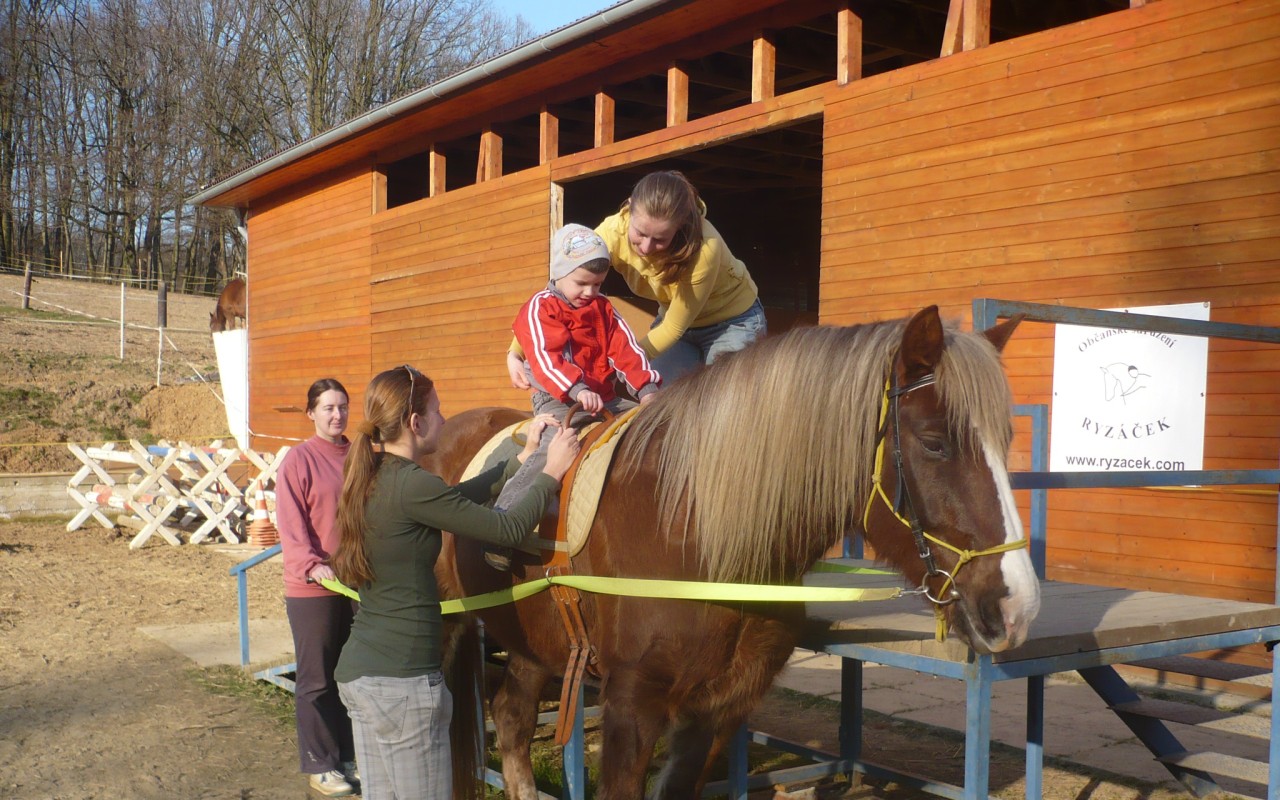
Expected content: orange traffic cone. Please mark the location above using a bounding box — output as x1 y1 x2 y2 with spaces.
247 491 279 547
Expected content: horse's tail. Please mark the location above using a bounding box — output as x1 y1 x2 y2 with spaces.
446 617 485 800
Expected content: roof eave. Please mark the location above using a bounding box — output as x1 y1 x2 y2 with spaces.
188 0 675 208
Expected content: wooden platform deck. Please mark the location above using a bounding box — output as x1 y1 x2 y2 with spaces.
799 561 1280 665
739 560 1280 799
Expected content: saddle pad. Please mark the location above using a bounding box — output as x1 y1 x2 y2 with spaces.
459 411 639 557
564 408 638 556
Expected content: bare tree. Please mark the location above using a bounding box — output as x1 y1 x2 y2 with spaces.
1 0 530 289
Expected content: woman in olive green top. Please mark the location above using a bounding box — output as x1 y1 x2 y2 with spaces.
332 366 578 800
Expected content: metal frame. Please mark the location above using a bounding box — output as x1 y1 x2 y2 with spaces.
227 543 298 688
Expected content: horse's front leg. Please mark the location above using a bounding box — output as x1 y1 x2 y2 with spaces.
598 666 669 800
492 653 552 800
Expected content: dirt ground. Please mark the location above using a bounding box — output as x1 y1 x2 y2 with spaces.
0 275 1207 799
0 273 230 474
0 519 299 799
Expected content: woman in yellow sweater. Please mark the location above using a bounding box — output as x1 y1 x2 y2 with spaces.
508 170 766 385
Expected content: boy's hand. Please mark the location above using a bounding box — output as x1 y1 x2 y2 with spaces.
639 392 656 405
543 426 581 480
519 414 559 462
507 351 530 390
577 390 604 413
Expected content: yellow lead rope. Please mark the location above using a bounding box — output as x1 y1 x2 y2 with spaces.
320 563 903 613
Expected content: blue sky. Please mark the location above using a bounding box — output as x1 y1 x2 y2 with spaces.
491 0 616 35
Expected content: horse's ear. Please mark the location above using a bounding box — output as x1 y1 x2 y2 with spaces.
982 313 1024 353
900 305 945 380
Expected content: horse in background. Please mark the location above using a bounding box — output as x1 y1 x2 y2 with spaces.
431 305 1040 800
209 277 245 333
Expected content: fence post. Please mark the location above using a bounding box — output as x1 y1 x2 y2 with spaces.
156 280 167 386
21 262 32 310
119 282 126 360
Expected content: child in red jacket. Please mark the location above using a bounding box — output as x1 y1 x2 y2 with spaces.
487 224 660 569
515 223 661 418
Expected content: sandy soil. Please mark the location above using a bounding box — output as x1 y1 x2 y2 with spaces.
0 519 300 799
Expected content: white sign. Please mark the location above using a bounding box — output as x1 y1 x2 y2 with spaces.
1050 302 1209 473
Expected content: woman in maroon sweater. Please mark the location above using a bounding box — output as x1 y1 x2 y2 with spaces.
275 378 358 797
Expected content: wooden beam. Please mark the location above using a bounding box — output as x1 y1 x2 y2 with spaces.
752 31 776 103
667 63 689 127
371 165 387 214
941 0 963 57
594 90 615 148
539 107 559 165
477 127 502 183
836 5 862 85
962 0 991 52
550 183 564 233
554 83 825 182
428 146 445 198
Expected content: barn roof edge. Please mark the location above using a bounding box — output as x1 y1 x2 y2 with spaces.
187 0 673 209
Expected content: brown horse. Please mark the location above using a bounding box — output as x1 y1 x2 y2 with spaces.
429 305 1039 800
209 277 245 333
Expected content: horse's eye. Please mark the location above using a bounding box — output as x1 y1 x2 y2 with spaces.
918 435 949 457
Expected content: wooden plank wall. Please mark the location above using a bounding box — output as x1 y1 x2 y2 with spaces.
245 165 374 443
822 0 1280 606
369 168 552 413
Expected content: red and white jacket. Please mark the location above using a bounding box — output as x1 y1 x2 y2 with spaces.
514 287 660 405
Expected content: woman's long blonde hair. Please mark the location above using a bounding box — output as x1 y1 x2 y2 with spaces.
332 365 434 588
622 170 705 284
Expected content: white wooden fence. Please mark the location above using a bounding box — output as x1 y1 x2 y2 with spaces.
66 440 290 549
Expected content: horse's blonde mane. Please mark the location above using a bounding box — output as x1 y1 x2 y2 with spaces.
622 317 1013 584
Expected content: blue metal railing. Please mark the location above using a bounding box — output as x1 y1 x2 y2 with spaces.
228 542 280 666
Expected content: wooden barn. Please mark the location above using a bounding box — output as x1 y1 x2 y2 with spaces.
192 0 1279 641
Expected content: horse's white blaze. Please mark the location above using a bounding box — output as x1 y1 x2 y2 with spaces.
983 441 1041 650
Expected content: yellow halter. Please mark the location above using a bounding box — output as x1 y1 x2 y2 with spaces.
861 374 1027 641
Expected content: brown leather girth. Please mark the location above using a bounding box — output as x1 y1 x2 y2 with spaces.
545 403 612 746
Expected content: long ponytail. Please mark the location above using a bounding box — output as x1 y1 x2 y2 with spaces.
332 365 434 587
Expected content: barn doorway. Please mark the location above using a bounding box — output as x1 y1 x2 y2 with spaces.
559 119 823 337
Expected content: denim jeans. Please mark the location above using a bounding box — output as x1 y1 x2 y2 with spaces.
338 672 451 800
651 298 767 383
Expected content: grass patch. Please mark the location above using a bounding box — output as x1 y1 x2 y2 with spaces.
0 305 89 324
0 386 59 422
191 665 297 729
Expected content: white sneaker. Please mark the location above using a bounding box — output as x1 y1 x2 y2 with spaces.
308 769 354 797
340 760 360 783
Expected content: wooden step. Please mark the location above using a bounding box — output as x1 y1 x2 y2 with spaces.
1110 698 1268 737
1131 655 1270 682
1116 656 1272 701
1157 751 1270 786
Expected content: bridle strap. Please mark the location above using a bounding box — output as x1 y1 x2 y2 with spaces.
861 373 1029 641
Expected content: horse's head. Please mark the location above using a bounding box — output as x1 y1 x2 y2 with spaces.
208 310 225 333
863 306 1040 654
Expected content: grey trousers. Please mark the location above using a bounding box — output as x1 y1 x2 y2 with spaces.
492 393 636 512
338 672 451 800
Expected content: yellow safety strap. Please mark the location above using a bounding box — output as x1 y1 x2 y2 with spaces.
320 564 904 613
